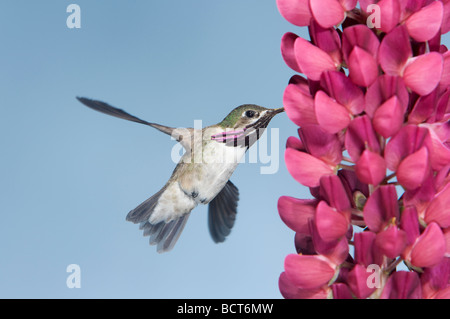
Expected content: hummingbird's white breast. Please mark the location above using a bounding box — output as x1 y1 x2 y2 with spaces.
180 127 246 205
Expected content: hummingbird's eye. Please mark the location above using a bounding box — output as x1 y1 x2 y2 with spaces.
245 110 256 118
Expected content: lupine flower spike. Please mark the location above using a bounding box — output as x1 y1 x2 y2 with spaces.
277 0 450 299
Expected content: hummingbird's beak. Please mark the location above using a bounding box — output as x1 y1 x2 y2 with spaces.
270 107 285 116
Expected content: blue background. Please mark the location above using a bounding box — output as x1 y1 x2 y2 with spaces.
0 0 304 298
2 1 447 299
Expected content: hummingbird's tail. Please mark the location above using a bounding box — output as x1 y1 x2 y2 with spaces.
126 182 196 253
139 214 190 253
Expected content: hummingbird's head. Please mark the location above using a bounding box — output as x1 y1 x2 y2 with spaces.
219 104 284 130
213 104 284 146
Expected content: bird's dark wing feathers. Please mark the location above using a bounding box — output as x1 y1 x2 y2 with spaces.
208 180 239 243
76 96 183 141
77 97 154 126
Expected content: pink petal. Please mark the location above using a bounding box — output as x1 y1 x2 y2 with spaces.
365 75 409 118
339 0 357 11
309 21 342 65
309 0 345 28
298 124 343 166
435 89 450 121
284 254 336 289
401 0 428 14
442 0 450 34
347 264 377 299
420 258 450 297
403 52 444 96
354 231 377 266
384 125 431 171
283 81 318 127
378 25 412 76
345 115 380 162
410 222 446 268
440 51 450 87
294 35 337 81
421 124 450 171
320 236 349 265
373 95 405 138
331 283 353 299
408 90 438 124
315 201 349 242
319 175 352 212
295 233 315 255
363 185 399 232
397 147 430 191
355 150 387 186
406 1 444 42
403 175 436 217
286 136 304 151
285 148 334 187
342 25 380 63
445 228 450 257
425 183 450 228
314 90 351 133
348 46 379 87
400 205 420 245
281 32 302 73
359 0 377 11
279 272 329 299
278 196 317 234
310 220 349 263
377 0 401 33
381 271 422 299
436 288 450 299
276 0 312 26
320 71 365 114
375 225 407 259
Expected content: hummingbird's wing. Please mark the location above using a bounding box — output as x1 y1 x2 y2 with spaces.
208 180 240 243
76 97 193 151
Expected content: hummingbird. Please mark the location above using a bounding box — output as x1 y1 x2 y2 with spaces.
77 97 284 253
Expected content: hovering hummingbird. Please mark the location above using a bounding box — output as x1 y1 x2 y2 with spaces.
77 97 284 253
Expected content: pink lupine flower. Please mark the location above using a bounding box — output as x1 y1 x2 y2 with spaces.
279 271 330 299
347 264 378 299
375 224 407 259
331 282 353 299
294 37 340 81
424 183 450 228
407 222 446 268
405 1 444 42
378 25 444 95
277 0 450 299
315 200 350 242
284 254 337 289
363 185 399 232
380 271 422 299
420 258 450 298
278 196 317 235
355 149 386 186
